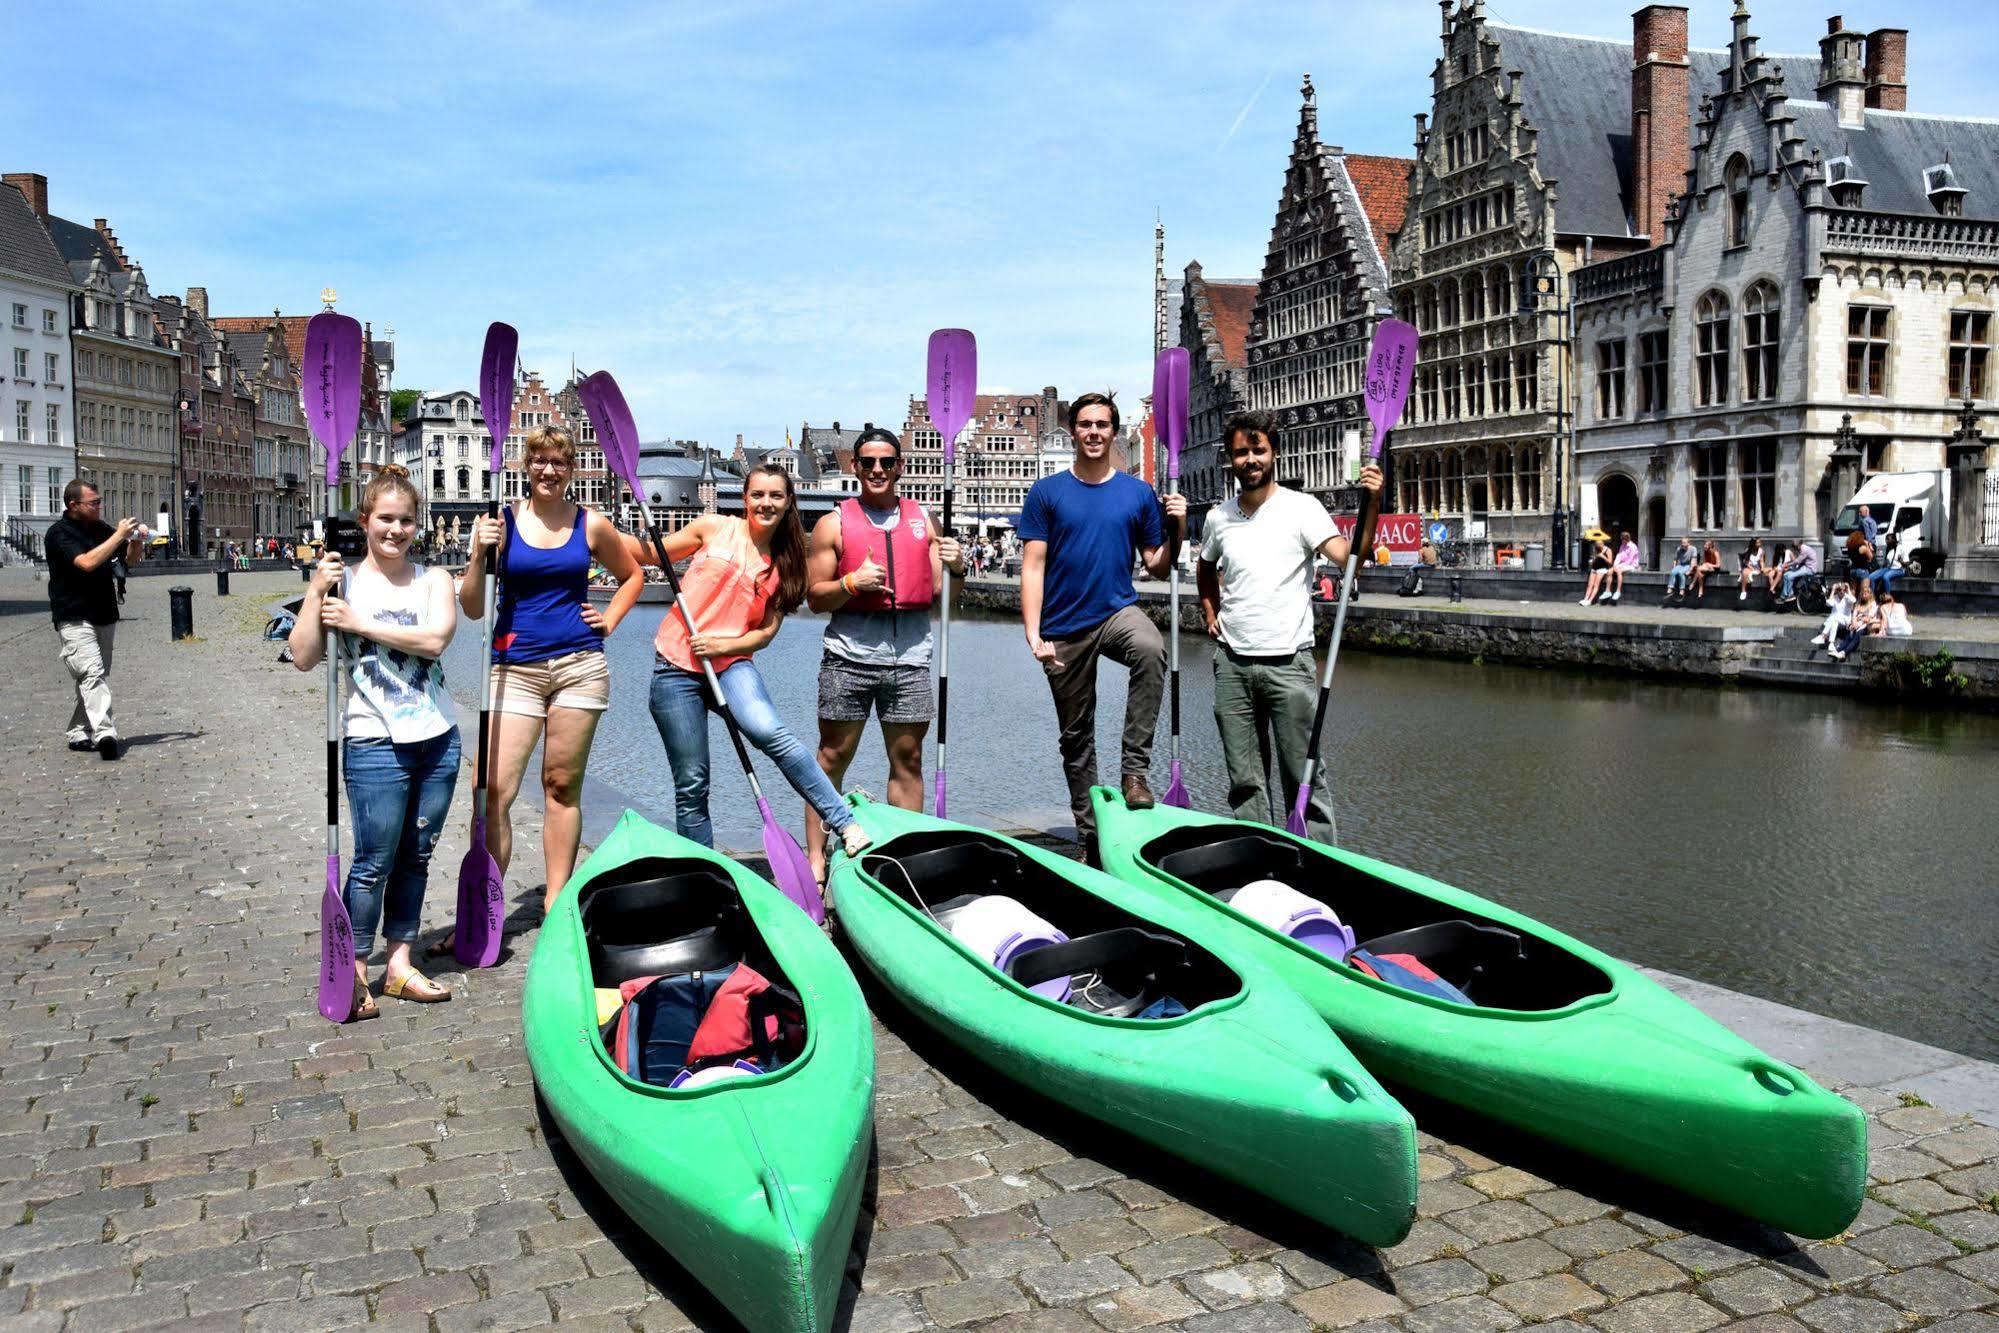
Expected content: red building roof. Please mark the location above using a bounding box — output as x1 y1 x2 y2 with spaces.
1203 281 1258 371
1344 154 1413 259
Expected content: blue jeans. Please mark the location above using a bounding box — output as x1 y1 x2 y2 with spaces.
649 657 854 847
342 730 461 958
1666 566 1692 592
1780 567 1812 599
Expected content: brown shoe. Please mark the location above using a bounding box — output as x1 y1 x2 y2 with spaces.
1121 775 1156 810
383 968 452 1004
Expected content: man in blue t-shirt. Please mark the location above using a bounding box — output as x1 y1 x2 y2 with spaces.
1019 392 1185 850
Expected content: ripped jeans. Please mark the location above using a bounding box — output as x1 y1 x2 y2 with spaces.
342 730 461 958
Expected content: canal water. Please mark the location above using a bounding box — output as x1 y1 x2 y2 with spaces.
445 603 1999 1063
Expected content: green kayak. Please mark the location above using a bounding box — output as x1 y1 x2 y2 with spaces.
829 795 1417 1246
1089 788 1866 1239
523 810 873 1333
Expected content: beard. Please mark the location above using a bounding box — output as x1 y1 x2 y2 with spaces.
1233 462 1269 489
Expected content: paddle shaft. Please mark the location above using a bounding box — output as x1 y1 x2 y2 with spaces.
642 518 767 801
472 499 498 830
935 474 953 814
1296 444 1387 800
325 572 341 860
1166 473 1181 763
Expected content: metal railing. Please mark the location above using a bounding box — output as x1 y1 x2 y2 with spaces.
1984 471 1999 545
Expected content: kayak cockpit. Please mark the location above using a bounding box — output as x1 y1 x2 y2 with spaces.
855 831 1242 1019
578 857 809 1089
1140 827 1611 1012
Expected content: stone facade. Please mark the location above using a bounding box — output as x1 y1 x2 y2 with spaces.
1247 79 1410 506
0 173 78 543
218 318 310 538
1176 262 1256 525
398 389 489 532
154 290 257 551
1572 7 1999 574
902 389 1066 534
68 256 175 533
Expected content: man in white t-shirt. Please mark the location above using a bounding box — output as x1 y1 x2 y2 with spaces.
1197 411 1382 844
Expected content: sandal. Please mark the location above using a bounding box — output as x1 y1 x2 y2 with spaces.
424 934 456 958
383 968 453 1004
350 978 381 1023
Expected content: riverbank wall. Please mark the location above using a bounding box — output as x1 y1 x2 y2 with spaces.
957 576 1999 707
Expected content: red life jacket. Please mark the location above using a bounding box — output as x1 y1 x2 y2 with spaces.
836 498 935 613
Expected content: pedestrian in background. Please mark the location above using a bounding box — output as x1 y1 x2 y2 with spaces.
1664 536 1696 604
1197 410 1380 844
1738 537 1766 601
287 466 460 1018
45 480 145 760
1019 391 1186 853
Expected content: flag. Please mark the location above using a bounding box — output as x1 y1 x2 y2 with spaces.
785 427 794 449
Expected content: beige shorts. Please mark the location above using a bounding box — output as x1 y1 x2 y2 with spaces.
490 650 611 717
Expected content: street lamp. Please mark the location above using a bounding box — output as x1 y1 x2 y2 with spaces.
1521 249 1572 570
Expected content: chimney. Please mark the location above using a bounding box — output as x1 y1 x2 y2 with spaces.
1865 27 1907 110
1819 16 1868 127
186 286 209 318
1631 6 1691 248
1 172 48 219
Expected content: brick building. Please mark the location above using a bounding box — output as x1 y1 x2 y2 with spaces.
901 390 1067 535
0 174 77 550
1572 6 1999 576
1175 263 1257 524
1245 79 1412 510
154 289 257 552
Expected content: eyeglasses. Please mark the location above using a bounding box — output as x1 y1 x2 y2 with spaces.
855 457 901 473
527 458 571 472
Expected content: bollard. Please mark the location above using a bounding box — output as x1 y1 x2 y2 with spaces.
215 567 230 597
300 563 311 583
169 586 195 641
1448 572 1464 603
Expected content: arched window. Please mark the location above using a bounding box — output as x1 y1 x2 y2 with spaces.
1742 281 1780 401
1421 452 1441 514
1516 444 1543 511
1726 154 1750 248
1491 445 1514 512
1695 291 1731 406
1420 285 1439 331
1443 450 1463 512
456 466 470 495
1488 265 1510 316
1464 273 1484 322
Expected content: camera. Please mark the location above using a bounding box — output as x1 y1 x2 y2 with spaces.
326 512 369 560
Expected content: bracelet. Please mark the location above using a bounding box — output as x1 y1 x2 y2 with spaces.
841 572 857 595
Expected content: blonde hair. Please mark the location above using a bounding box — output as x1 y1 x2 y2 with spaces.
360 463 421 517
524 425 577 469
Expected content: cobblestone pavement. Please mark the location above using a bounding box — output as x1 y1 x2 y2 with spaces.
1 571 1996 1331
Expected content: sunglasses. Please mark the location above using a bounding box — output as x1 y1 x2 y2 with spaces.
856 456 901 473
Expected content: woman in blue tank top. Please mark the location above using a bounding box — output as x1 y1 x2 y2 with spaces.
453 426 644 941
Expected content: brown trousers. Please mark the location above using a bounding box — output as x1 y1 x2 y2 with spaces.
1042 604 1165 837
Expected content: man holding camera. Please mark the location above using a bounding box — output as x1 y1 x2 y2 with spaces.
46 480 147 760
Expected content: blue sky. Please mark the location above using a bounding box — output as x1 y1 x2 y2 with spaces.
14 2 1990 445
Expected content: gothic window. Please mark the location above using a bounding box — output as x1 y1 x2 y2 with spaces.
1442 450 1462 512
1421 452 1441 513
1695 292 1731 405
1741 282 1780 402
1514 349 1538 410
1441 363 1461 418
1490 354 1512 413
1466 359 1485 416
1442 283 1459 328
1637 330 1670 413
1595 339 1628 419
1516 444 1542 511
1464 274 1484 322
1487 265 1509 315
1420 285 1439 331
1418 367 1438 422
1491 445 1514 511
1949 310 1991 400
1398 454 1421 511
1737 438 1776 529
1726 154 1750 248
1846 304 1890 396
1693 443 1729 528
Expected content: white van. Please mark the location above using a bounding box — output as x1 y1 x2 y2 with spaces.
1828 470 1949 578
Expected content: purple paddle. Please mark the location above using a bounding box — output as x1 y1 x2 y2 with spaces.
1288 318 1418 839
455 321 517 968
578 371 825 923
303 311 364 1023
1153 347 1192 809
926 329 976 818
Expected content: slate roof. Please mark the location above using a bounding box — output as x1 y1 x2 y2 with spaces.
1790 103 1999 219
1345 154 1413 258
1488 23 1810 239
44 215 120 271
214 315 308 373
0 183 73 289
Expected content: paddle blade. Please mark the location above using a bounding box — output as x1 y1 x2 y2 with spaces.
1362 318 1419 454
1162 760 1190 809
480 322 519 475
1152 347 1190 481
926 329 977 469
1285 789 1311 839
454 822 505 968
318 855 355 1023
303 312 364 483
758 798 825 925
577 370 643 497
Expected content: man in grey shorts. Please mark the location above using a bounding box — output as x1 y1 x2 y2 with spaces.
803 426 964 880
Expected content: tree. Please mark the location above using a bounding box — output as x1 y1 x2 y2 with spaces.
390 388 422 421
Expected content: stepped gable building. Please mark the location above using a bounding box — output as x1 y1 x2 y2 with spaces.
0 173 78 550
214 310 389 519
901 389 1066 534
1245 78 1411 507
154 289 257 551
1573 7 1999 576
503 370 609 510
1383 2 1808 552
218 316 311 537
798 421 862 496
1176 263 1257 524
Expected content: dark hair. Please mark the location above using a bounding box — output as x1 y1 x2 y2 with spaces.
1222 410 1279 451
63 479 99 508
742 463 809 613
853 424 902 460
1067 391 1120 433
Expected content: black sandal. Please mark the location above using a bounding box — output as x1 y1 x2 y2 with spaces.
424 935 456 958
350 978 381 1022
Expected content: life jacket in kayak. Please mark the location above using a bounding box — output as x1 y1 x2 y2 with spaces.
607 962 806 1085
1223 879 1356 958
1347 950 1475 1006
836 498 934 613
609 965 737 1084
